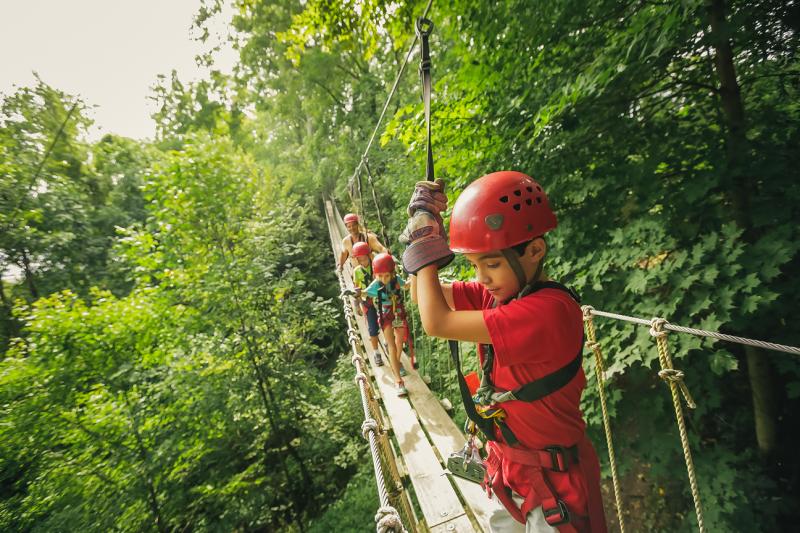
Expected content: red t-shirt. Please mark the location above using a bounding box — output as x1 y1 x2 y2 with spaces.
451 280 589 514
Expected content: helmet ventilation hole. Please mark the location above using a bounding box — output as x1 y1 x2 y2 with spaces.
536 197 542 204
513 189 521 196
499 195 509 203
525 198 532 206
513 204 521 211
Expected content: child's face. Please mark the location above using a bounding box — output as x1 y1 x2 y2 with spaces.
345 221 359 234
356 255 370 267
376 272 392 285
464 251 521 302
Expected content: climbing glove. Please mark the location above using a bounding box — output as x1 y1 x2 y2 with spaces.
399 179 454 274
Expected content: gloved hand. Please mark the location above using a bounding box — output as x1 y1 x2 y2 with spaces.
408 178 448 217
399 179 454 274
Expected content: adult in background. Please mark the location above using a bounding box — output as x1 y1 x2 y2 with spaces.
338 213 387 270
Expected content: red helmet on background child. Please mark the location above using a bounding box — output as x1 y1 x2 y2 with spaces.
352 241 371 257
343 213 359 225
372 253 396 274
449 171 557 253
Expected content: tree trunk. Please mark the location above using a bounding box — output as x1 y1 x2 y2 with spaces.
707 0 777 457
746 345 777 457
125 395 167 533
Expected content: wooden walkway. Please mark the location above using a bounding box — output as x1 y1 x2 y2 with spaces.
324 199 493 532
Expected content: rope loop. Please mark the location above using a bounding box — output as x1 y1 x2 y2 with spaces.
351 353 365 367
415 17 434 37
375 505 406 533
649 317 669 338
361 418 379 440
354 372 369 386
581 305 595 321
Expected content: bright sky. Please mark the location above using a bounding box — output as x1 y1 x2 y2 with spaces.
0 0 237 141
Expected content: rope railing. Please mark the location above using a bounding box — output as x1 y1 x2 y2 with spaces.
336 269 410 533
585 307 800 356
580 304 799 533
326 196 415 532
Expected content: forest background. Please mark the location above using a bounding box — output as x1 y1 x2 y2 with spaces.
1 0 799 531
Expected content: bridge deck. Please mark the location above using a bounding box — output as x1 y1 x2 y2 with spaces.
325 199 493 532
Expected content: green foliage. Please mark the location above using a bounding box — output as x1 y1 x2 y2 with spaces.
1 133 363 531
245 0 800 530
3 0 799 531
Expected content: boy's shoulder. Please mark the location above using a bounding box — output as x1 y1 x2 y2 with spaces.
499 287 582 329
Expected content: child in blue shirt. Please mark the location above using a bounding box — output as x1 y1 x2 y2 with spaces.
365 253 412 397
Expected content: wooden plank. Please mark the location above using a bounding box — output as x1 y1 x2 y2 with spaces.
429 514 480 533
406 375 494 532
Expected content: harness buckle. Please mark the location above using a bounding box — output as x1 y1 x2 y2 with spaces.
545 446 571 472
542 499 571 526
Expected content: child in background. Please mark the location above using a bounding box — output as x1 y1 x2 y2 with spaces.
365 253 411 397
402 173 606 532
351 241 383 367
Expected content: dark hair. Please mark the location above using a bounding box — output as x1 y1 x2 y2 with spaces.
509 236 545 257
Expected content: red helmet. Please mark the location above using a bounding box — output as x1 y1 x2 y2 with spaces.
372 253 396 274
352 241 370 257
449 171 557 253
343 213 359 225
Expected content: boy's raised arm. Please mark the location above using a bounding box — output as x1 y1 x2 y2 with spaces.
415 265 490 344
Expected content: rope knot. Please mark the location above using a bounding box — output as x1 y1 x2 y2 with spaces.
658 369 697 409
375 505 406 533
585 340 600 352
581 305 595 321
354 372 368 386
361 418 379 440
649 317 669 338
351 353 365 367
658 368 684 382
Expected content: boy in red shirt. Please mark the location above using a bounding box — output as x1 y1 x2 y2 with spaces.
402 171 606 532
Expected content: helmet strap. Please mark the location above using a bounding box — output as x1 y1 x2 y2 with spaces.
500 247 545 302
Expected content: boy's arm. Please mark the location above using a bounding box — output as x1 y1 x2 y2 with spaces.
409 275 455 309
416 265 490 344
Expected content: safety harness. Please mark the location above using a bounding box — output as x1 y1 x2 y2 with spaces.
449 280 585 529
348 232 368 248
376 278 407 328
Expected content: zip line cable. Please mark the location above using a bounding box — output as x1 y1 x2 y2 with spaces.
348 0 434 190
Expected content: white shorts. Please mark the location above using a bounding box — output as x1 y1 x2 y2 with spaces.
487 492 558 533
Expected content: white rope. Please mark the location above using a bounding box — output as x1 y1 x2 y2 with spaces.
587 308 799 356
362 418 379 440
375 506 407 533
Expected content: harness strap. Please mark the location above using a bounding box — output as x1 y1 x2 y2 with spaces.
416 17 434 183
486 442 577 531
